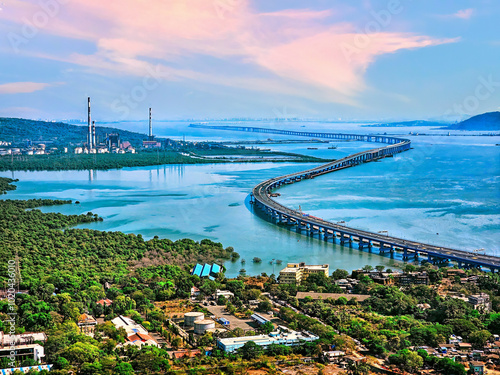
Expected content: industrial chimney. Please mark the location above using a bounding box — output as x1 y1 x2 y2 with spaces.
92 121 96 149
149 107 153 140
88 97 92 149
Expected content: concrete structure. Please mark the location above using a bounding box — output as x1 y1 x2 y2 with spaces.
217 326 318 353
279 262 329 285
184 312 204 327
188 125 500 273
194 319 216 334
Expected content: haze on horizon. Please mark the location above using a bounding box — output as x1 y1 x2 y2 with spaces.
0 0 499 123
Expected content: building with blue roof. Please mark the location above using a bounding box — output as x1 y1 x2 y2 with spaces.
191 263 222 278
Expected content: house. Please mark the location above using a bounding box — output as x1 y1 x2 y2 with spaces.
448 269 466 278
323 351 345 363
458 343 472 352
77 313 97 336
469 361 485 374
96 298 113 307
190 286 201 297
125 332 159 348
449 335 463 345
469 293 490 312
215 290 234 299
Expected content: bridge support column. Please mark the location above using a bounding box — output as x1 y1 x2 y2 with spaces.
403 248 408 260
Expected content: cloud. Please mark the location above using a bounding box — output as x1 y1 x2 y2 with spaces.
0 82 53 94
0 0 457 105
443 8 474 20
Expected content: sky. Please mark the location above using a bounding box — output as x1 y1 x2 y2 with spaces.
0 0 499 122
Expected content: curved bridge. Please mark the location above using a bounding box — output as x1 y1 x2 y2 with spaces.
189 124 500 271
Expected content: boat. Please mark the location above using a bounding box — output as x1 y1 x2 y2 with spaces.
328 146 337 149
307 147 318 150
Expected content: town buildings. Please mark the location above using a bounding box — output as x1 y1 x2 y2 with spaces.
279 263 329 285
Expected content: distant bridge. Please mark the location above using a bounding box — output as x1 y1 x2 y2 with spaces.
189 124 500 271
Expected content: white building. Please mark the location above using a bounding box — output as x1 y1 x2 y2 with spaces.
217 326 318 353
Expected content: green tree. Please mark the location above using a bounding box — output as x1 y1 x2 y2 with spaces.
238 341 263 360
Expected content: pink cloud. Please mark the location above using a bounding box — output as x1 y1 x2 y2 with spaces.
0 82 53 94
0 0 457 104
259 9 333 19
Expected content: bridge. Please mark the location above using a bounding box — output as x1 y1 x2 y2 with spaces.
190 124 500 271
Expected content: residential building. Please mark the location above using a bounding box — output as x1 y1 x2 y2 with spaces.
279 263 329 285
125 333 159 348
77 313 97 336
217 326 318 353
96 298 113 307
469 293 490 312
396 271 429 286
449 335 463 345
215 290 234 299
322 351 346 363
469 361 485 374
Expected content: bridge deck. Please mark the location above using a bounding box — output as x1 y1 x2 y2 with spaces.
189 124 500 270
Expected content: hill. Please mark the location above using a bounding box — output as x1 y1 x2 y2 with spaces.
444 111 500 131
0 117 149 147
362 120 446 128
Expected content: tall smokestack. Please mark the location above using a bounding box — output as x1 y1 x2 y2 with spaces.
88 97 92 149
149 107 152 139
92 121 96 149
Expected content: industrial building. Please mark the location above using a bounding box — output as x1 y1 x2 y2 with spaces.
279 262 329 285
190 263 221 279
111 315 148 336
216 326 318 353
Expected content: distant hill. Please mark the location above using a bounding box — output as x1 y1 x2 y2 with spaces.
362 120 446 128
444 112 500 131
0 117 149 147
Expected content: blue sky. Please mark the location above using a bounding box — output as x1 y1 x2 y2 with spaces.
0 0 499 122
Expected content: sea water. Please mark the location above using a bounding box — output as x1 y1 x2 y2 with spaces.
3 121 498 277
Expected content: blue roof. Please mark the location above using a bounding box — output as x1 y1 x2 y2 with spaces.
192 263 222 278
191 264 203 276
200 263 211 277
210 263 221 276
251 313 270 325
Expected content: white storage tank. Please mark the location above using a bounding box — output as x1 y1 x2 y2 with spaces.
184 312 204 327
194 319 215 334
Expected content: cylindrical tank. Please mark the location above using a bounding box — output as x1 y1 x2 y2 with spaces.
194 319 215 334
184 312 204 327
